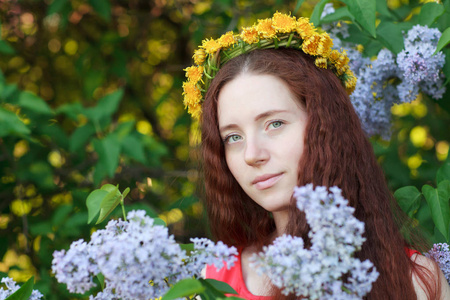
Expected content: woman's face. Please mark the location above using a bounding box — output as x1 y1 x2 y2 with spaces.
217 73 308 213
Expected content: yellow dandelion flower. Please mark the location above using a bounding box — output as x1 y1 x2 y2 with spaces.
272 12 296 33
302 34 321 56
241 26 259 44
356 44 364 53
330 50 349 74
184 65 204 83
201 38 221 54
182 81 202 108
344 69 357 94
188 101 202 119
329 50 341 62
256 18 277 39
296 17 316 39
317 33 333 57
218 31 237 48
193 48 206 65
315 57 328 69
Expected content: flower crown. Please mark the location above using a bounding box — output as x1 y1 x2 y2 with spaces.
182 12 357 119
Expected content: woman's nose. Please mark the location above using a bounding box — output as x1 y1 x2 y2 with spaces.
244 136 269 166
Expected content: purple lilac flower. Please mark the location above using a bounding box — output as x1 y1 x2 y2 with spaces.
51 239 98 294
425 243 450 284
186 238 238 277
250 184 379 299
0 277 43 300
52 210 237 299
320 13 446 139
397 25 446 100
90 210 188 299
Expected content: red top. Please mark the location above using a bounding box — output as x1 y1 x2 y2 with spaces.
205 251 270 299
205 248 421 300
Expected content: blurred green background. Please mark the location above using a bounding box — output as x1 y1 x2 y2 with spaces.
0 0 449 298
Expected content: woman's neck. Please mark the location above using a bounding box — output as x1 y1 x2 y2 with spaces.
272 209 289 237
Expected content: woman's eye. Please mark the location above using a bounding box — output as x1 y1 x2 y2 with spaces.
225 134 242 144
268 121 283 129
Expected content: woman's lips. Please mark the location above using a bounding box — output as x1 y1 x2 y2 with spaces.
252 173 283 190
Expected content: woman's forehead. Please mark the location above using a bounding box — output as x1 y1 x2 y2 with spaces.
217 73 303 126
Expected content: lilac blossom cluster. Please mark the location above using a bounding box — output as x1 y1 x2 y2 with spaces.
185 238 238 277
321 4 446 139
0 277 43 300
250 184 379 299
52 210 237 299
425 243 450 285
397 25 446 101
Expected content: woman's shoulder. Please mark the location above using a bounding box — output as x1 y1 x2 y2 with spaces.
410 253 450 300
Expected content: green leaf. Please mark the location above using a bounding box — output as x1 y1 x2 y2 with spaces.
169 196 199 210
203 279 238 295
180 243 194 253
122 187 130 199
121 135 146 163
5 276 34 300
96 185 122 224
320 6 355 24
18 91 54 115
376 0 392 18
56 102 84 120
341 0 376 37
0 107 30 137
293 0 305 14
96 273 105 290
88 0 111 21
93 134 121 178
162 278 205 300
152 218 167 227
47 0 70 15
0 40 15 55
435 27 450 54
437 152 450 183
422 182 450 241
85 89 124 123
69 123 96 153
310 0 331 26
419 2 444 26
376 21 405 54
51 204 73 227
86 189 108 224
394 186 422 217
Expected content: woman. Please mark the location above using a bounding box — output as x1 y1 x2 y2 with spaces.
183 13 450 299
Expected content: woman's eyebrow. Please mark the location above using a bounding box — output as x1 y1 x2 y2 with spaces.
219 109 290 133
254 109 290 122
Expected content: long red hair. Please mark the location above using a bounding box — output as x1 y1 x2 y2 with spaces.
201 48 439 299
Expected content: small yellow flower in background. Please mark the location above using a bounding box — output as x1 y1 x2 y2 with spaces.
184 66 204 83
241 26 259 44
302 34 321 56
257 18 277 39
193 48 206 65
318 33 333 57
272 12 296 33
315 57 328 69
218 31 236 48
201 38 221 54
356 44 364 53
296 17 316 39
